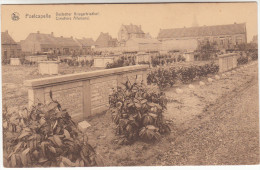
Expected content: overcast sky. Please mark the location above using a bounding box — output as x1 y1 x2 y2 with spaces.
1 2 258 42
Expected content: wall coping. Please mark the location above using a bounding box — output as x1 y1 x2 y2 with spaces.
27 55 48 57
24 65 148 88
38 61 59 63
218 53 237 58
93 56 115 59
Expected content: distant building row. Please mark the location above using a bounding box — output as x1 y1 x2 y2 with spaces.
1 22 254 61
20 31 95 55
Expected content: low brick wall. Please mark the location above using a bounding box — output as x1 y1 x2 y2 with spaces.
93 57 114 67
136 54 151 63
10 58 21 65
218 53 238 73
38 61 59 75
25 55 48 62
24 65 148 121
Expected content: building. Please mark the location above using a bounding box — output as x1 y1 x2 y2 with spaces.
125 38 162 52
20 31 81 55
95 32 117 48
75 38 95 54
158 23 247 50
55 36 81 55
251 35 258 44
1 30 21 62
118 24 145 45
161 39 198 52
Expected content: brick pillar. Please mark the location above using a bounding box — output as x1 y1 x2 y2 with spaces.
218 56 224 73
142 70 148 85
233 54 238 68
28 88 45 108
83 80 91 118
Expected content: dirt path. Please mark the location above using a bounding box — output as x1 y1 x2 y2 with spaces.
151 62 259 165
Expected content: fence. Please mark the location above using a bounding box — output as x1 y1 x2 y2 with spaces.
218 53 238 72
24 65 149 121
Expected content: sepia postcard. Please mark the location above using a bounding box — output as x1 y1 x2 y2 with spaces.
1 1 259 169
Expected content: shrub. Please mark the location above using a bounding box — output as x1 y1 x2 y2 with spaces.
107 78 170 145
178 66 197 84
67 59 73 66
85 60 90 66
74 61 79 66
147 63 219 89
89 59 94 67
22 60 30 65
3 92 103 167
147 68 177 89
177 55 186 62
250 50 258 61
106 57 135 69
237 56 248 65
138 61 150 65
2 58 10 65
80 60 85 66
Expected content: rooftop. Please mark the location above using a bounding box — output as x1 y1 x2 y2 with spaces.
158 23 246 39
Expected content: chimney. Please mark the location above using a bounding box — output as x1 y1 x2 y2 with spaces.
5 30 8 34
234 22 237 24
51 32 54 36
37 31 40 34
71 36 73 39
60 36 63 38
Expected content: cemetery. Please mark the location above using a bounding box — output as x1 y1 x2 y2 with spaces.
2 46 258 166
2 16 259 167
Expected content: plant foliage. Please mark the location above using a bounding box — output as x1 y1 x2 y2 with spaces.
147 62 219 89
107 78 170 145
3 93 103 167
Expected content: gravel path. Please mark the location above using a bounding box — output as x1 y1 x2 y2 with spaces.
152 62 259 165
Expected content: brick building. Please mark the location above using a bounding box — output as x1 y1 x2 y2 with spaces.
20 31 81 55
125 38 161 52
95 32 117 48
158 23 247 50
118 24 145 45
1 30 21 62
75 38 95 54
251 35 258 44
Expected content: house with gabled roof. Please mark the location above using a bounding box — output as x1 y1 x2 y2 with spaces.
1 30 21 62
118 24 145 44
95 32 117 48
20 31 81 55
55 36 81 55
251 35 258 44
158 23 247 50
75 38 95 54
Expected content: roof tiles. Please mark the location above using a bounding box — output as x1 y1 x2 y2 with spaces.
158 23 246 39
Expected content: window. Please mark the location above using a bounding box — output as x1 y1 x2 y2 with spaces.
4 50 7 57
236 36 243 45
10 50 15 56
